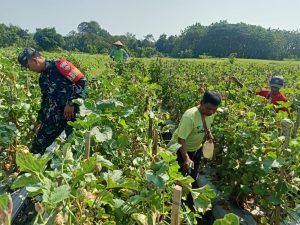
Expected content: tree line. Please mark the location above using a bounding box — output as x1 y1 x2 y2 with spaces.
1 20 300 60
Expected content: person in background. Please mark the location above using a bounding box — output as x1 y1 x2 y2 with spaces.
18 47 87 154
230 76 288 112
109 41 129 62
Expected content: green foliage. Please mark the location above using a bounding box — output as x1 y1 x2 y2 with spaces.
213 213 239 225
228 52 237 64
0 193 12 225
3 20 300 59
0 193 10 210
34 27 64 51
1 48 300 224
0 23 35 48
0 122 17 147
16 152 52 174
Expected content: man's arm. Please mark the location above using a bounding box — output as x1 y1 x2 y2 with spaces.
109 50 114 59
230 76 244 88
37 94 46 122
123 49 129 61
178 138 194 171
64 77 87 120
66 77 87 104
230 76 253 94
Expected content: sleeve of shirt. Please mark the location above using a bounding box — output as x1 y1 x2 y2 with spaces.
281 107 289 112
281 94 288 102
177 116 194 140
109 50 114 58
67 77 87 104
37 94 46 122
256 90 264 96
123 50 129 61
256 89 270 98
37 78 46 122
256 90 261 95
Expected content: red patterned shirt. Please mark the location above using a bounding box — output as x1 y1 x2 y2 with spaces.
256 89 288 112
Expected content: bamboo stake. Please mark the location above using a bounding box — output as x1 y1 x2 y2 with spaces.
282 118 293 149
274 119 294 224
148 117 153 138
152 129 158 156
84 131 91 159
274 205 281 225
171 185 182 225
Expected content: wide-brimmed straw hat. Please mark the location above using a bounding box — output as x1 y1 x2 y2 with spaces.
113 41 124 47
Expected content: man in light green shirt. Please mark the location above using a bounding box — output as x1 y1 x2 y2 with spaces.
169 107 214 152
168 90 221 210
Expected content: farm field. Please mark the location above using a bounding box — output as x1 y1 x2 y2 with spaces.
0 47 300 225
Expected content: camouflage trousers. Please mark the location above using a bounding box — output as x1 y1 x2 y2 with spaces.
31 116 74 154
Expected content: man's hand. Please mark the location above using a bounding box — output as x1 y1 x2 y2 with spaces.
207 132 214 143
33 121 41 134
64 104 74 120
183 157 194 174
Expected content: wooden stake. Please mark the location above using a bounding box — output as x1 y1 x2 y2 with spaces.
281 119 293 149
84 131 91 159
274 119 293 224
274 205 281 225
152 129 158 156
171 185 182 225
148 117 153 138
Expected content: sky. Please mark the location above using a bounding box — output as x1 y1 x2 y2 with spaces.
1 0 300 40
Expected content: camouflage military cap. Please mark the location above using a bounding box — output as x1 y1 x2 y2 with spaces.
18 47 39 69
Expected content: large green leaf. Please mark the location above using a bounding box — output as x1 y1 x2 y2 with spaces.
158 151 177 162
0 123 17 146
168 163 182 179
98 190 115 207
0 193 10 210
96 155 114 169
11 173 39 189
145 172 166 189
191 185 216 213
104 170 139 190
262 157 282 172
213 213 239 225
72 157 97 185
16 152 52 174
91 126 113 142
131 213 147 225
96 99 124 112
43 184 71 205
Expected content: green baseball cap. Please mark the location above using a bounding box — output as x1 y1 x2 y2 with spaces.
18 47 39 69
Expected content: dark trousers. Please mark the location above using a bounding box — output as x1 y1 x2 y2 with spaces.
31 117 73 154
176 149 202 210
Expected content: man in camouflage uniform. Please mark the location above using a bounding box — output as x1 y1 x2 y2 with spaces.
18 47 87 154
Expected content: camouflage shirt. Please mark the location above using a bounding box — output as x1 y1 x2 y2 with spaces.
37 59 87 122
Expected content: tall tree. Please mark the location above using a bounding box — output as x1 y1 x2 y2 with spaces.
77 21 111 38
34 27 64 51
